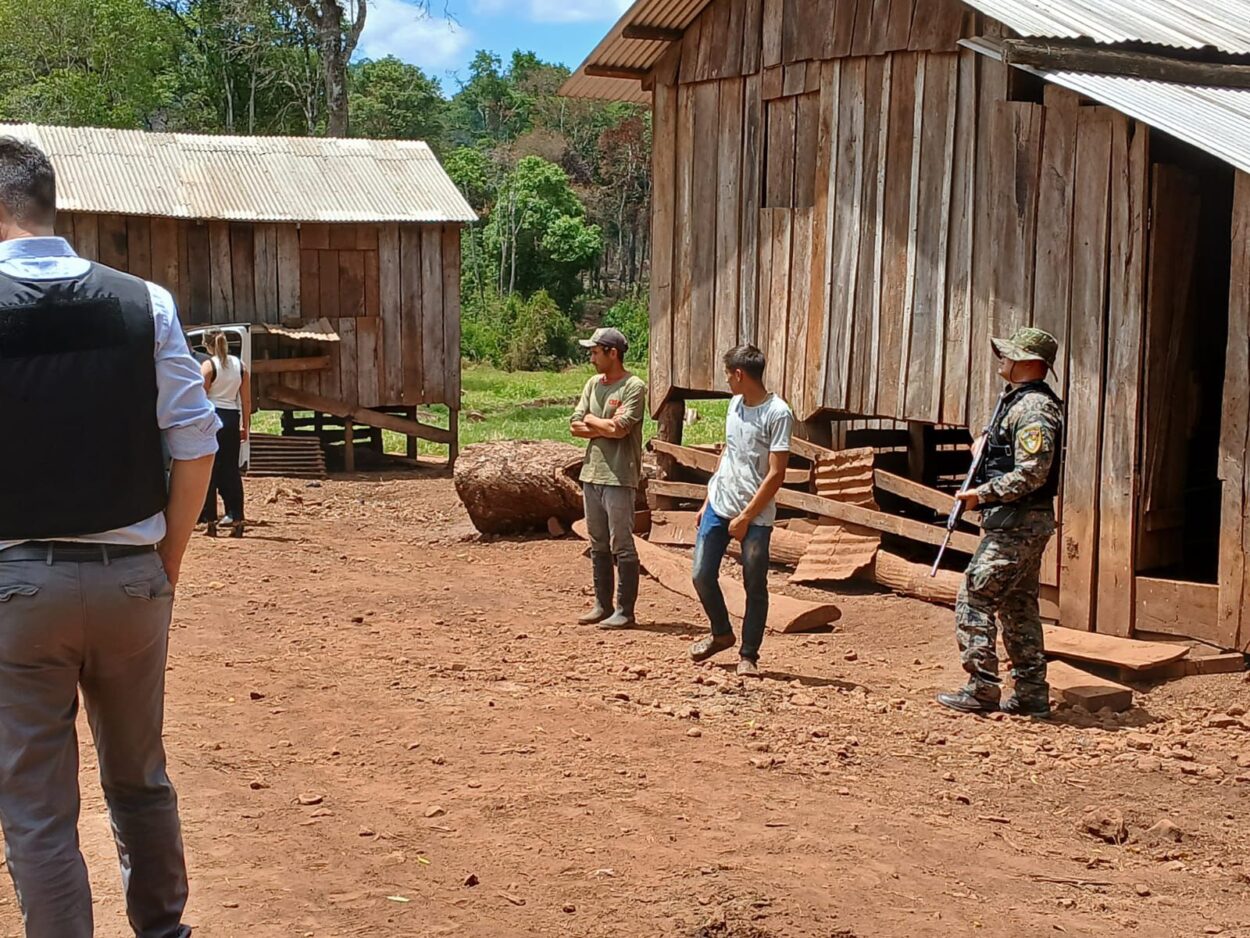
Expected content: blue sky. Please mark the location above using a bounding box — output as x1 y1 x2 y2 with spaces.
357 0 632 92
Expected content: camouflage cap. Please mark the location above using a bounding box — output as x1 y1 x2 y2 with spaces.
991 327 1058 367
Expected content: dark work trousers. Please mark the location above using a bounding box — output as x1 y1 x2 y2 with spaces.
202 408 244 523
0 548 191 938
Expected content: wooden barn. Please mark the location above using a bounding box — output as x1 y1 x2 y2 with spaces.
10 123 475 467
565 0 1250 651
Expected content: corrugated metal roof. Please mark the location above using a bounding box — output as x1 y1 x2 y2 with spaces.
965 0 1250 54
1 124 476 224
964 36 1250 175
560 0 714 102
564 0 1250 102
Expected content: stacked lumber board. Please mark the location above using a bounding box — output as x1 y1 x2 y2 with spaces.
247 433 327 479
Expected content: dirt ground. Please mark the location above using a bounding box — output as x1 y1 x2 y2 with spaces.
2 470 1248 938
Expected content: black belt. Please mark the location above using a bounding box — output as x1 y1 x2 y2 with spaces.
0 542 156 564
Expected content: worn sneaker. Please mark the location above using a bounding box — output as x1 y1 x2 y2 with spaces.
935 689 1000 714
736 658 761 679
690 634 735 662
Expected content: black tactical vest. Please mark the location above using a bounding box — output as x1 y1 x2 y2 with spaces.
0 263 167 539
978 381 1063 508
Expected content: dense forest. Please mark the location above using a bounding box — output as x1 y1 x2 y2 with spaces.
0 0 652 369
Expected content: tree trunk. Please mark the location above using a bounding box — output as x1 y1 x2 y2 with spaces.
296 0 367 138
454 440 586 535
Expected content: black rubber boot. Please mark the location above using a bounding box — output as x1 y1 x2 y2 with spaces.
1001 695 1051 718
599 557 639 629
935 687 1000 714
578 552 614 624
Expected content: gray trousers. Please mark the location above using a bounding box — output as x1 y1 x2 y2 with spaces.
583 483 637 562
0 549 190 938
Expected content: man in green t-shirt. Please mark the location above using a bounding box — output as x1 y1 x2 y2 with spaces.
570 327 647 629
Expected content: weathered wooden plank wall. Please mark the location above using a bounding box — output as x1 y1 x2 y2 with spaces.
58 212 462 409
656 49 975 421
682 0 967 84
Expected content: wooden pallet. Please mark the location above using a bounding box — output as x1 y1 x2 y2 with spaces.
246 433 327 479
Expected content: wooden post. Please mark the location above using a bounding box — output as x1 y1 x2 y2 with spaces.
796 416 834 451
655 398 686 479
1218 170 1250 653
448 407 460 468
369 426 383 455
343 421 355 473
406 407 418 459
907 421 927 483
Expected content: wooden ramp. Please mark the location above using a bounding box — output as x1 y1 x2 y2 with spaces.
246 433 327 479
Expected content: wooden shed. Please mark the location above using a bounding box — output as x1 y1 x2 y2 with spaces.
565 0 1250 650
10 123 476 467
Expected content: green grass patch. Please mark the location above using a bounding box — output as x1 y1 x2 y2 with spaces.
251 363 732 456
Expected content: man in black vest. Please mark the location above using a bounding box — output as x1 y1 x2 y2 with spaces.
937 328 1063 718
0 137 217 937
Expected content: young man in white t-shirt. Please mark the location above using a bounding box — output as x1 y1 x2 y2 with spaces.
690 344 793 677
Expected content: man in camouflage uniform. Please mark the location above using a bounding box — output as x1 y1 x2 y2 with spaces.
937 327 1064 717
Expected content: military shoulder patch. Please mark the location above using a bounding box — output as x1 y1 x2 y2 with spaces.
1019 424 1045 455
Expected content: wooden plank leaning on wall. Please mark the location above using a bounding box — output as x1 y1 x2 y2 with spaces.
649 53 678 414
904 53 958 424
1218 170 1250 653
1095 116 1148 638
1060 109 1115 632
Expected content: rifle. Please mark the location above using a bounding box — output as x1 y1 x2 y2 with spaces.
930 388 1010 577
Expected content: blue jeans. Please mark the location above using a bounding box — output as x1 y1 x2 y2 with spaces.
691 509 772 662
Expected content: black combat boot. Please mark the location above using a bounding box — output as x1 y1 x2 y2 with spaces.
1001 694 1051 717
936 685 1000 714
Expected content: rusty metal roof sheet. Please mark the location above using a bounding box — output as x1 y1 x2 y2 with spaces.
560 0 714 103
964 36 1250 175
1 124 476 224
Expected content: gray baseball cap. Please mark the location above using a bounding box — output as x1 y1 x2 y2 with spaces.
578 327 629 355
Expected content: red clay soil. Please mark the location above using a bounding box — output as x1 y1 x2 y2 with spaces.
2 471 1248 938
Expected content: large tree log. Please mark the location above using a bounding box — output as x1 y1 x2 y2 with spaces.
455 441 585 534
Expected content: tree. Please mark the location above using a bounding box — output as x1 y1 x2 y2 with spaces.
349 56 446 146
290 0 366 137
0 0 179 128
485 155 601 308
162 0 323 135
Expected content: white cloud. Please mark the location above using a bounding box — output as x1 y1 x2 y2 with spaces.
472 0 632 24
358 0 473 70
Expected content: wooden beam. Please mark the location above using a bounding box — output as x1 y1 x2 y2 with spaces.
584 64 650 80
650 439 809 485
1000 39 1250 90
874 470 981 526
250 355 331 375
649 510 811 566
1042 625 1188 672
268 384 453 445
623 24 684 42
1134 577 1225 647
788 435 838 462
648 479 982 555
1046 660 1132 713
575 521 840 634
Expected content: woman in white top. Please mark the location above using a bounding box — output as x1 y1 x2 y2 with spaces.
200 331 251 537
